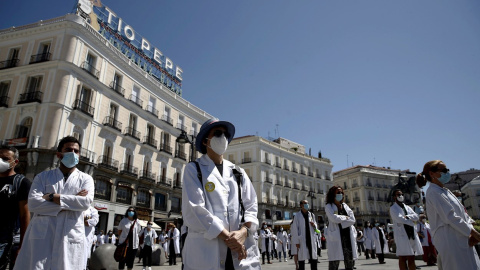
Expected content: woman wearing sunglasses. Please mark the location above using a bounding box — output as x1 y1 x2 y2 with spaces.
417 160 480 269
181 118 260 270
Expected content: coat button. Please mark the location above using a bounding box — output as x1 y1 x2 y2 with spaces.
224 212 228 217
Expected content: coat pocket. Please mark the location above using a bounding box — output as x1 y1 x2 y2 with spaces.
29 217 49 239
183 233 219 269
66 217 83 243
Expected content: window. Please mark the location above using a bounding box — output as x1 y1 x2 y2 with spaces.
0 81 10 106
72 126 83 145
265 209 271 219
128 114 137 130
25 76 43 93
8 48 20 61
86 53 96 70
137 189 150 207
178 115 185 130
116 186 132 204
94 177 112 200
31 42 51 63
146 124 155 138
147 97 157 116
155 193 167 211
14 117 32 139
103 141 112 159
171 197 181 213
109 103 118 120
113 73 122 88
164 106 171 118
191 123 198 136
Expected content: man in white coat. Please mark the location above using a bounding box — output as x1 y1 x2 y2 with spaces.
260 223 272 264
363 221 376 259
182 118 260 270
14 136 94 270
390 190 423 270
372 222 388 264
276 227 288 262
83 206 99 270
166 223 180 266
291 200 319 270
96 230 105 247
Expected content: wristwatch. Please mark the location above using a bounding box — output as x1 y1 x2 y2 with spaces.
49 193 55 202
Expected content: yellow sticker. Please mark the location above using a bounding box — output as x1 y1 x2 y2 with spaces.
205 182 215 192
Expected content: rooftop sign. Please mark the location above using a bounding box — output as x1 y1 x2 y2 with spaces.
78 0 183 95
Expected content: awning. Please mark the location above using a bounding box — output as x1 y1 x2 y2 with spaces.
273 220 294 226
137 219 162 230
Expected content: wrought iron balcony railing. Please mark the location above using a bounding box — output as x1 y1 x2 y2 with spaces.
73 99 94 117
176 123 187 131
124 127 141 141
143 136 157 148
79 147 95 162
120 163 138 177
128 94 143 108
0 96 9 107
139 170 156 182
29 52 51 64
18 91 42 104
242 158 252 164
146 105 158 117
160 143 172 154
109 81 125 96
157 175 172 187
103 116 122 131
81 61 99 79
161 115 173 125
0 59 19 69
175 150 187 161
97 155 119 171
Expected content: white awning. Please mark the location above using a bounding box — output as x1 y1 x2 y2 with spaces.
137 219 162 230
273 220 294 226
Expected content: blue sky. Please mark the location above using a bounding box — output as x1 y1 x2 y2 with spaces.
1 0 479 174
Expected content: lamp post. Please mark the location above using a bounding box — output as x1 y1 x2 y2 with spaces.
176 130 196 162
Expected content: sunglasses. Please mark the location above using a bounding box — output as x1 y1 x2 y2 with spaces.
213 129 230 138
434 167 449 173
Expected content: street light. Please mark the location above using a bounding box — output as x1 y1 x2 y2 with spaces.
176 130 196 162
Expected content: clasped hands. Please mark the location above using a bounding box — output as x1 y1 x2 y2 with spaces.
469 229 480 247
222 227 248 261
42 189 88 205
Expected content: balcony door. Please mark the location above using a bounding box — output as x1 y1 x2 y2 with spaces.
26 76 42 94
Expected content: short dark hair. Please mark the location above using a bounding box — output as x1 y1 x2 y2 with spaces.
57 136 81 152
124 207 138 220
393 189 402 198
326 185 343 205
0 145 19 160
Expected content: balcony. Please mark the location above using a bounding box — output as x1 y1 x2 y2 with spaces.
174 180 182 189
283 164 290 171
142 136 157 148
157 175 172 187
353 197 360 202
103 116 122 132
146 105 158 117
18 91 42 104
94 190 111 201
368 196 374 200
275 162 281 168
366 182 373 187
308 172 314 177
352 183 359 188
79 147 95 163
120 163 138 177
139 170 156 182
97 155 119 171
293 185 300 190
285 182 292 188
264 177 273 184
176 123 187 132
242 158 252 164
175 150 187 161
160 143 172 154
161 115 173 126
319 190 324 194
275 181 283 186
81 61 99 79
292 167 298 173
155 203 167 211
29 53 51 64
0 96 9 107
124 127 141 141
136 199 150 208
300 169 306 175
265 159 271 165
108 81 125 96
73 99 95 117
0 59 19 69
376 184 382 188
128 94 143 108
302 186 309 191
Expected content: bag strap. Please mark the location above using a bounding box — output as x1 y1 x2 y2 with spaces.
12 174 25 195
125 219 137 244
193 161 202 184
232 168 245 223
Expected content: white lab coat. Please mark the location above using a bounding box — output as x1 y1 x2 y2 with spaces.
140 228 158 249
118 218 142 249
182 155 260 270
14 168 94 270
324 203 358 261
253 231 259 247
167 228 180 254
364 227 375 250
276 231 288 253
291 210 319 261
260 229 272 252
83 206 99 268
426 183 480 269
106 233 116 244
96 234 105 246
389 203 423 256
372 227 389 254
159 233 168 253
416 222 431 247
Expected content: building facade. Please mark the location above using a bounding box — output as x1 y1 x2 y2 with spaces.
461 176 480 219
333 165 416 225
224 136 334 228
0 6 214 232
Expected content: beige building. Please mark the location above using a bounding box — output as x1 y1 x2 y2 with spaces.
0 6 214 232
333 165 415 225
224 136 334 228
462 176 480 219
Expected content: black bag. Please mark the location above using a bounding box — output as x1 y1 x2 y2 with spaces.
114 220 136 262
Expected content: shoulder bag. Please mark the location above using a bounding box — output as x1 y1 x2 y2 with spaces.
114 219 137 262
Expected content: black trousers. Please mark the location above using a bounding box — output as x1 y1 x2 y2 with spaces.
142 245 153 267
377 252 384 263
118 246 137 269
299 259 318 270
169 242 177 265
0 241 12 270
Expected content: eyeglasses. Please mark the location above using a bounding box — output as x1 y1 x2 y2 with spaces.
213 129 230 138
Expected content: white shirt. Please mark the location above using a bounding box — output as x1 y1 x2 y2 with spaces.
118 218 142 249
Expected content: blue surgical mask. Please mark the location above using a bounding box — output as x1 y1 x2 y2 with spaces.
438 172 451 184
304 204 310 210
61 152 79 168
375 223 379 227
335 194 343 202
128 211 134 217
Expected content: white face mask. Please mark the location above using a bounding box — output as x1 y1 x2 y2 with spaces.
208 135 228 155
0 159 12 173
397 195 404 202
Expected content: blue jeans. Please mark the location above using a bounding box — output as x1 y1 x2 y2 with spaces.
0 242 12 270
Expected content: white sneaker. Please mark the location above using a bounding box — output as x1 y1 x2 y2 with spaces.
142 268 146 270
148 267 152 270
285 259 288 262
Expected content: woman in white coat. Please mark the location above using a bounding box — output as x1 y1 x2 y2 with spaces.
363 221 376 259
117 207 142 270
325 186 357 270
291 200 319 270
166 223 180 266
416 214 437 266
159 230 168 259
260 223 272 264
181 119 260 270
417 160 480 269
390 190 423 270
372 222 388 264
276 227 288 262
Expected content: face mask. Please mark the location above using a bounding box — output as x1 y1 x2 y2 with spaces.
128 211 134 217
397 195 404 202
208 135 228 155
148 225 152 228
335 194 343 202
280 228 283 231
303 204 310 210
264 225 267 229
0 159 12 173
375 223 379 227
61 152 79 168
367 223 370 227
438 172 451 184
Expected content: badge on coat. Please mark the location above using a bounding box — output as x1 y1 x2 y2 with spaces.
205 182 215 192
